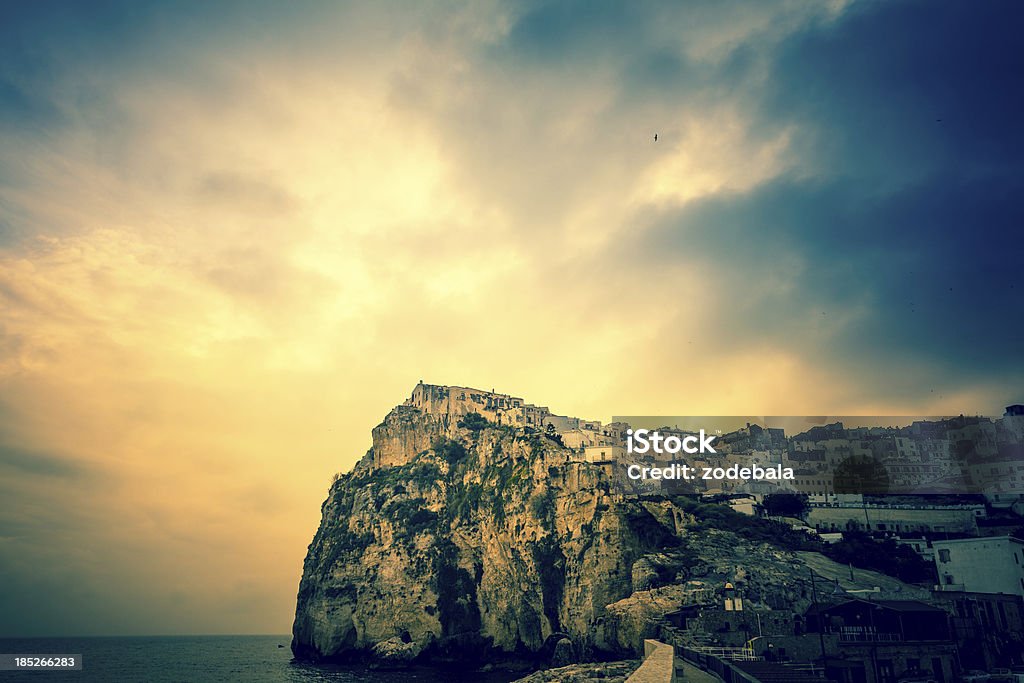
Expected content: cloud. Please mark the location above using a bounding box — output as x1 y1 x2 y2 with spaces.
0 443 91 480
619 0 1024 405
0 0 1021 637
760 0 1024 180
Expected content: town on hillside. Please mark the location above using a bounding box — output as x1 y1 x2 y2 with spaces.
396 382 1024 682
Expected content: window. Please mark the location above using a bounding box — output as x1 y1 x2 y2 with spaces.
938 549 950 563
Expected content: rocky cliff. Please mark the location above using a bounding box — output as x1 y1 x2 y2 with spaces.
291 395 917 665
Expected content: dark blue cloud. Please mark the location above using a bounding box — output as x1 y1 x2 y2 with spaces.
639 0 1024 395
503 0 643 61
495 0 759 104
763 0 1024 178
650 172 1022 365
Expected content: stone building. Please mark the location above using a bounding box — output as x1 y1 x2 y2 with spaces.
805 599 957 683
931 590 1024 671
406 382 552 428
372 382 616 469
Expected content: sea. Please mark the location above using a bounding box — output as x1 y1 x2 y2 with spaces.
0 636 522 683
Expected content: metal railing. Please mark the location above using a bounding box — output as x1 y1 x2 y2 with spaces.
688 645 761 661
837 631 901 643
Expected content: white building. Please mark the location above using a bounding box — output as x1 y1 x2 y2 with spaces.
807 503 981 535
584 445 625 463
933 536 1024 596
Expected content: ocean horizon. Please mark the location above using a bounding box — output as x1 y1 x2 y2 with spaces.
0 635 520 682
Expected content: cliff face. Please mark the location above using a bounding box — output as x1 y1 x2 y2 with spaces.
293 406 645 662
291 399 906 664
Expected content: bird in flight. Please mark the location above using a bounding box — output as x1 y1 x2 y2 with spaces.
654 133 658 142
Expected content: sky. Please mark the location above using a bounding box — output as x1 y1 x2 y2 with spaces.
1 0 1022 636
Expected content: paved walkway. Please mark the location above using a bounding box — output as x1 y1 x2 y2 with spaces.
675 658 723 683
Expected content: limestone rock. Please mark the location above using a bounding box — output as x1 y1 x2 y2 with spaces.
511 660 642 683
291 388 926 664
630 558 658 592
371 636 421 663
551 637 575 667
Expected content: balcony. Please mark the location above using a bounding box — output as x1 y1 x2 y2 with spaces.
936 583 966 592
837 632 903 643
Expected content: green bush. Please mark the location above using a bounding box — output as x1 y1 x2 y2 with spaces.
530 488 554 523
762 492 809 518
322 528 375 571
434 438 469 467
450 482 483 520
354 459 441 491
673 496 818 551
383 498 440 536
625 505 682 549
822 531 935 583
323 582 358 601
458 412 491 432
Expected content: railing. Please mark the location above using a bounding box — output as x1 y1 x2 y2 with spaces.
781 661 829 676
837 632 901 642
679 647 764 683
688 645 761 661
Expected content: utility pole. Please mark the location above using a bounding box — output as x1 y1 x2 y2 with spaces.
868 605 880 683
809 567 828 671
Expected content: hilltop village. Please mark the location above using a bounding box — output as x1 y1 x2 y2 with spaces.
372 383 1024 581
296 382 1024 683
377 382 1024 499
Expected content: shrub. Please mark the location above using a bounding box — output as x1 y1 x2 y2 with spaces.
322 528 375 571
762 492 809 518
383 498 440 536
673 496 817 551
450 482 483 520
625 505 682 549
530 488 555 523
822 531 935 583
458 412 490 432
323 582 358 601
433 438 468 467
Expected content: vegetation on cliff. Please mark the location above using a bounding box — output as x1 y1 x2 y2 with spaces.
293 408 929 667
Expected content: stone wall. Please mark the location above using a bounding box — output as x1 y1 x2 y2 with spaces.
807 505 979 534
625 640 675 683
